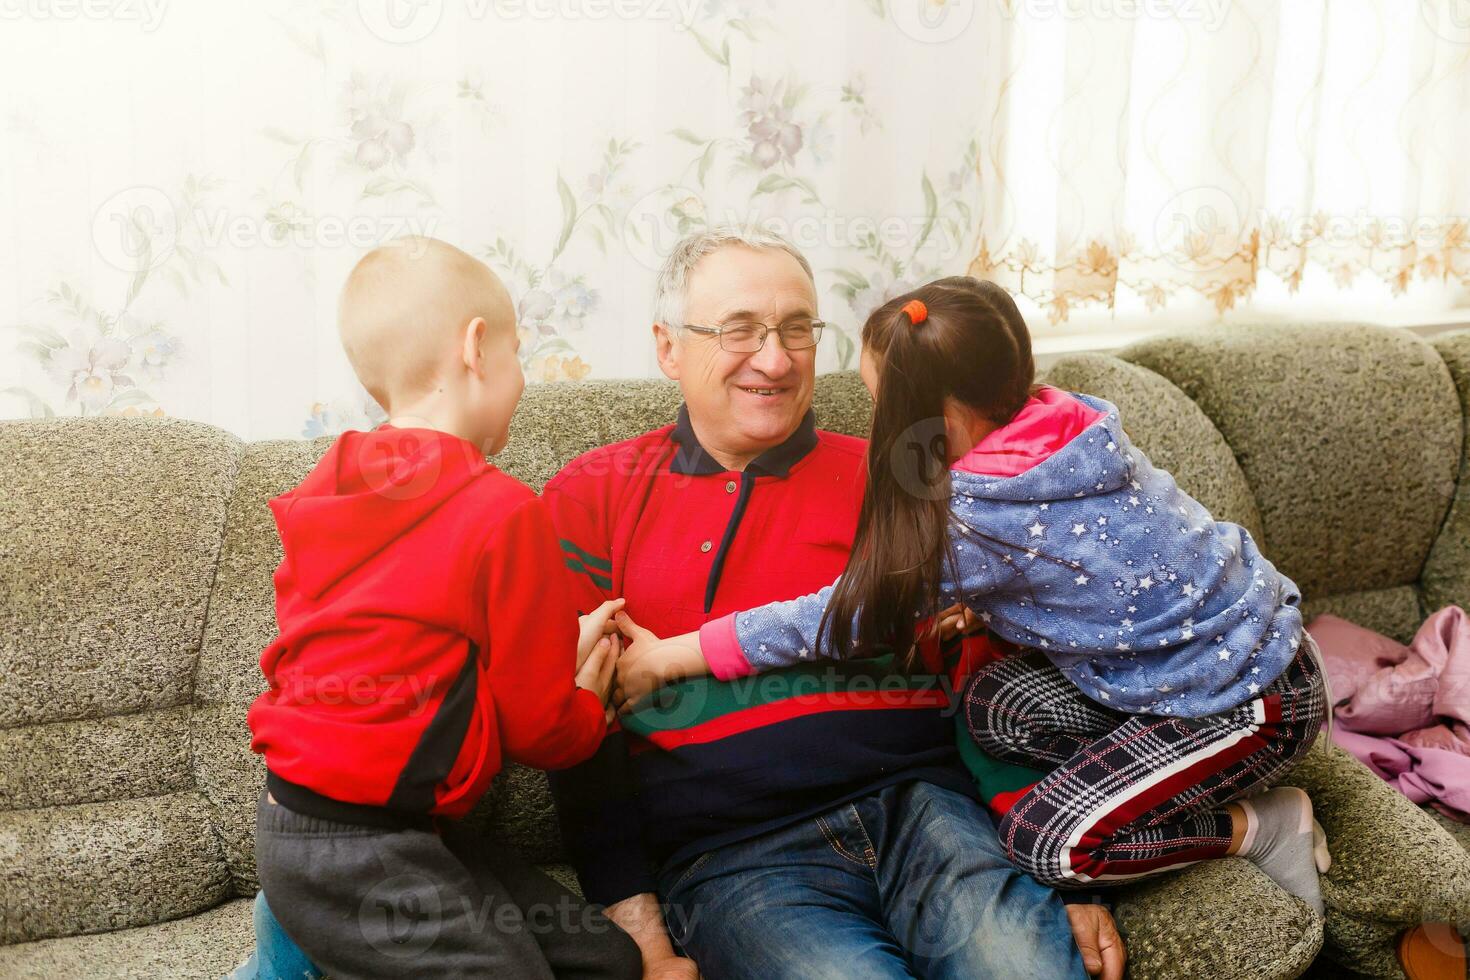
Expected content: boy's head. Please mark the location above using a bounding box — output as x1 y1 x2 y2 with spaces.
339 236 523 454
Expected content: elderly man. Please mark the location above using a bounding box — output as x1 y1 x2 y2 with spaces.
543 228 1117 979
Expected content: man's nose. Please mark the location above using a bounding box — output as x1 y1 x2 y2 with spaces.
748 331 794 376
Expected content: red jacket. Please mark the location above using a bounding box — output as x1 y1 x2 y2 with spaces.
248 425 606 822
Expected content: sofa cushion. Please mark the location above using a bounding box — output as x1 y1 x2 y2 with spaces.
0 791 229 944
0 708 192 811
0 417 241 729
0 897 255 980
1112 858 1322 980
1422 331 1470 617
1120 324 1460 624
1041 353 1264 540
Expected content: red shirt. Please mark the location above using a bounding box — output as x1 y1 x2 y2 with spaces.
248 426 606 823
543 408 977 905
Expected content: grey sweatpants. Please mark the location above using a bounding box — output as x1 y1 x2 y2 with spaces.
254 791 641 980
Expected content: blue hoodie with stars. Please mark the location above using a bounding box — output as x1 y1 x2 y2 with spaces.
699 388 1304 718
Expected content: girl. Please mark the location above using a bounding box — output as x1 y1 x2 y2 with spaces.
616 277 1332 911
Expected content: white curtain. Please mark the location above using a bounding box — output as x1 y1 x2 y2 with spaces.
3 0 1467 439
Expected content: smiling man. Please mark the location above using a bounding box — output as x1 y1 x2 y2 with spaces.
543 228 1115 979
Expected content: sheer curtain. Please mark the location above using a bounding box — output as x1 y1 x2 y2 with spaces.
2 0 1466 439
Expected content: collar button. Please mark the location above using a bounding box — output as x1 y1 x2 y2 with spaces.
725 480 737 493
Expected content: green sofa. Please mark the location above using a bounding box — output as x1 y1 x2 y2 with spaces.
2 322 1469 979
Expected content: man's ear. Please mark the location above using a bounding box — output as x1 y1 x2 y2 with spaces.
652 321 680 381
462 317 488 376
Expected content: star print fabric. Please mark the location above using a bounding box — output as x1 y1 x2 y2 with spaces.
726 392 1306 719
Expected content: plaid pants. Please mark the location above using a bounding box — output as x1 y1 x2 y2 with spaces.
962 639 1327 887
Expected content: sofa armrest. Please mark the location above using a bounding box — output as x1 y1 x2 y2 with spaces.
1281 741 1470 975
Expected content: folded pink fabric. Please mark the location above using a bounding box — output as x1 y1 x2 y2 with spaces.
1308 606 1470 822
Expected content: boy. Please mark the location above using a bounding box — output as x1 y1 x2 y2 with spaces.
247 237 640 979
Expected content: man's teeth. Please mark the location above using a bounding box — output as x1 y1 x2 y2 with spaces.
742 387 780 395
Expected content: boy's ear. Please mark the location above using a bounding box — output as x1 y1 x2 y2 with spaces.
462 316 488 376
653 321 680 381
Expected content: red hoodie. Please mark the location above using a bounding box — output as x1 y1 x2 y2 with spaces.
247 426 606 823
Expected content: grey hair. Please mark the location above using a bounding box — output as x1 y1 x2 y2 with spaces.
652 226 816 328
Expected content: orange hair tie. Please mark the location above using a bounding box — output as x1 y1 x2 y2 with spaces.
901 299 928 325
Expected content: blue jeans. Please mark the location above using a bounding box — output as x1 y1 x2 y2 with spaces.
659 780 1086 980
225 892 324 980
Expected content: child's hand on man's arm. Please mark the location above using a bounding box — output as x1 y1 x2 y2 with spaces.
614 611 708 711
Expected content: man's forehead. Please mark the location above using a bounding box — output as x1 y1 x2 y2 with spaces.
685 248 817 319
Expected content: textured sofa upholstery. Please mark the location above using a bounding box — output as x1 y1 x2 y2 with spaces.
2 323 1469 979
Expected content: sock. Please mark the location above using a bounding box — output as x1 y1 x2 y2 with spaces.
1236 787 1325 915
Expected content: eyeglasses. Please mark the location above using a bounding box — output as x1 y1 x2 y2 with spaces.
679 318 826 353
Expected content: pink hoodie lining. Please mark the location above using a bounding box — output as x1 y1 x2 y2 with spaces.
951 386 1106 478
700 615 754 681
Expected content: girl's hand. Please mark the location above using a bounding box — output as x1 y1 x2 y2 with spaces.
935 602 983 642
615 611 708 711
577 598 627 670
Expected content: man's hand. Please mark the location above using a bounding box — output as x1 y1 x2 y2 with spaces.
578 598 627 670
643 955 700 980
602 893 700 980
1066 903 1125 980
615 612 708 710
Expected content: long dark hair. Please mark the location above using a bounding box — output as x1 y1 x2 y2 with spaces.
819 277 1035 669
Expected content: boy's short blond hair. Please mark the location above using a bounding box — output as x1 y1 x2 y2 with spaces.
338 236 513 410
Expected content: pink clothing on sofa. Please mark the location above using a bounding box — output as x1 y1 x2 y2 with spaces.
1308 606 1470 821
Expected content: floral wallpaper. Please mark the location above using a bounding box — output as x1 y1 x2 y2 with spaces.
2 1 1466 439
